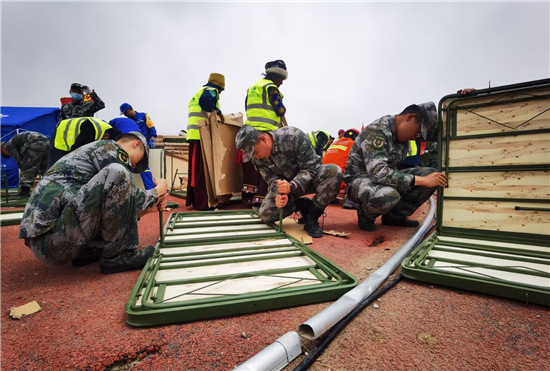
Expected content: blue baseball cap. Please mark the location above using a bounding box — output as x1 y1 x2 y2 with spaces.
119 103 132 115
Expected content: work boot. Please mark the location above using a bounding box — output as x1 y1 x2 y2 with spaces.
342 198 359 210
18 186 30 197
303 203 325 238
100 246 156 274
358 218 376 232
72 247 102 267
381 215 419 228
295 197 314 225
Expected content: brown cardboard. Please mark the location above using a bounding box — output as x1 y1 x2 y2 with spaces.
10 300 41 319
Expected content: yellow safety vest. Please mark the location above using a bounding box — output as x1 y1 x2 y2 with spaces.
308 130 332 150
187 87 220 140
245 79 283 132
406 140 419 157
54 117 112 151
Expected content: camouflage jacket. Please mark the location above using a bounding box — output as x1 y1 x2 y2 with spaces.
252 126 321 192
344 115 415 194
19 140 157 238
4 131 49 169
60 92 105 120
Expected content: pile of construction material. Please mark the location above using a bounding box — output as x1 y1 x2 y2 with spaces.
199 112 244 208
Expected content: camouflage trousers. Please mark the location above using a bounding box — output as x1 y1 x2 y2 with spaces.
348 167 437 222
19 138 49 188
25 163 142 267
259 164 343 224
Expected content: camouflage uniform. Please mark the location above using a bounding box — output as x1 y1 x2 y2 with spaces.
344 115 437 223
60 91 105 120
248 126 343 224
3 131 49 188
19 140 157 269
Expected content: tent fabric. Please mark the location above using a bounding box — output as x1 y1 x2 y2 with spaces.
1 106 60 188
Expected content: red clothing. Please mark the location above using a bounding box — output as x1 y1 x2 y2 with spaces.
322 137 354 191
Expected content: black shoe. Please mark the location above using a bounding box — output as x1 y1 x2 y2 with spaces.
381 215 419 228
303 202 325 238
358 219 376 232
100 246 156 274
342 198 358 209
295 197 314 225
72 248 102 267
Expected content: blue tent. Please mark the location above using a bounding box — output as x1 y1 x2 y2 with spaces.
1 106 60 188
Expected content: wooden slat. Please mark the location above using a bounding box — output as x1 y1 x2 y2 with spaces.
163 230 275 242
161 239 294 256
155 256 317 283
441 200 550 235
447 133 550 167
455 98 550 136
160 249 300 267
445 171 550 200
161 271 322 302
437 236 550 253
428 250 549 273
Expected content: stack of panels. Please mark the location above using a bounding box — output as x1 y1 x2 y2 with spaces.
126 210 357 326
402 79 550 305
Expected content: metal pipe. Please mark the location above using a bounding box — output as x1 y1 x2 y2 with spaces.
234 197 436 370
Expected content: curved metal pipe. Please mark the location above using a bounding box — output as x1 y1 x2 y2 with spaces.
234 197 436 370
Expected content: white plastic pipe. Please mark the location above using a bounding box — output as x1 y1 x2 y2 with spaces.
235 197 436 369
234 331 302 371
298 197 436 339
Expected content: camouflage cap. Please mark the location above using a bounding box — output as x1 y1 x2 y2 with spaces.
126 131 149 173
235 124 259 163
417 101 438 142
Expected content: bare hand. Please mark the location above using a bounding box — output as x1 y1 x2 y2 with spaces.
416 172 447 187
154 178 168 196
276 179 291 195
457 88 476 94
157 193 167 211
275 194 288 208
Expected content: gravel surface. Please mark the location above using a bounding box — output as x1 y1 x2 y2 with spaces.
1 196 548 370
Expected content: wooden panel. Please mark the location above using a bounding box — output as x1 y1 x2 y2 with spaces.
445 171 550 200
455 98 550 136
441 88 550 110
441 200 550 235
447 133 550 167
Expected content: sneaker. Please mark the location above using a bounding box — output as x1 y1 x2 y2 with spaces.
342 198 359 209
100 246 156 274
381 215 419 228
358 219 376 232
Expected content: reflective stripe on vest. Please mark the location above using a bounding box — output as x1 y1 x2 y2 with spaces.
406 140 419 157
245 79 282 132
308 130 332 150
187 87 220 140
54 117 111 151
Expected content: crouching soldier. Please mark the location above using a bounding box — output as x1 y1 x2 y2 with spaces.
345 102 447 231
20 131 168 274
1 131 49 196
236 124 342 238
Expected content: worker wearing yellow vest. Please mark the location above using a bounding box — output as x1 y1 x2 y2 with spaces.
399 140 421 169
308 130 334 157
48 117 120 169
185 73 225 210
241 60 288 208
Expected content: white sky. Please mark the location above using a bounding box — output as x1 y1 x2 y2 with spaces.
1 1 549 136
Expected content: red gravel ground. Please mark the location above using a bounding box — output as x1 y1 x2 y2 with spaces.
1 196 548 370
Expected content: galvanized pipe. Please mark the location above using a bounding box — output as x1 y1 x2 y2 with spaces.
234 197 436 370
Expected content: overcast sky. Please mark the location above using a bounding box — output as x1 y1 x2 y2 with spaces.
1 1 549 136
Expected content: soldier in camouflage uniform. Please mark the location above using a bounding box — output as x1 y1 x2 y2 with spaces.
344 102 447 231
60 83 105 120
19 131 168 274
1 131 49 196
236 125 343 238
